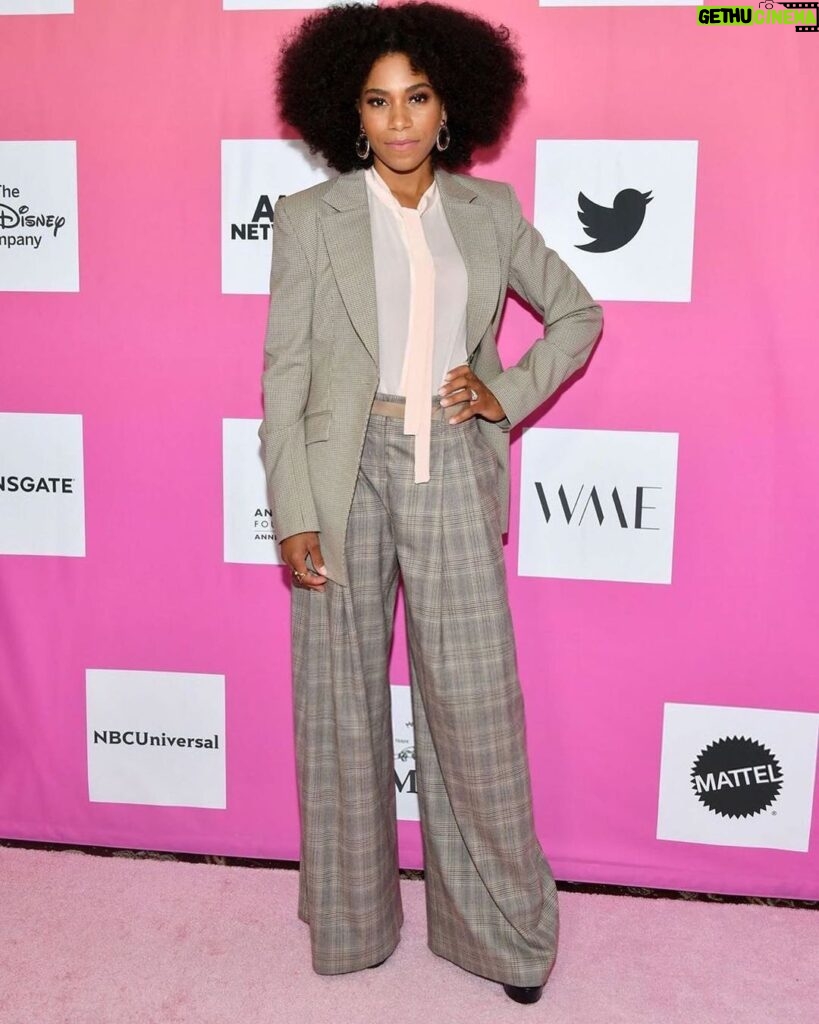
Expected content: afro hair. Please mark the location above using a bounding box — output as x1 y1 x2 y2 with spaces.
274 1 526 173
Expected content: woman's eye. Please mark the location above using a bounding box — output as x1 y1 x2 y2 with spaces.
365 93 429 107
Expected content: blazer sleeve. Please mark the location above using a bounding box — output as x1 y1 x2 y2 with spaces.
483 183 604 430
257 197 321 543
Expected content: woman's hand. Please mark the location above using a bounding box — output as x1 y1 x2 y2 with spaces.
280 531 328 590
437 365 507 425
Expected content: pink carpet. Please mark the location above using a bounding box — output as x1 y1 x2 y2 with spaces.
1 846 816 1024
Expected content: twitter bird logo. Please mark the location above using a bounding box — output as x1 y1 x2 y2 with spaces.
575 188 653 253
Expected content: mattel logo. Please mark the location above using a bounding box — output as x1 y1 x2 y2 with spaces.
691 736 783 820
657 703 819 852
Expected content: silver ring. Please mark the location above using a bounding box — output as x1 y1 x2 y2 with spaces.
469 387 479 402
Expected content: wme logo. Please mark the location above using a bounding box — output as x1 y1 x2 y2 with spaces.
534 483 662 529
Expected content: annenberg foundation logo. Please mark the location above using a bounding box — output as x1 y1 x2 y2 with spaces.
691 736 783 819
222 417 285 564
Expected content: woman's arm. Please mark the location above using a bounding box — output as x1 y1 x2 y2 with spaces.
484 184 604 429
257 197 321 544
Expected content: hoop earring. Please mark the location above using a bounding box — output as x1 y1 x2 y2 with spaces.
435 120 450 152
355 128 370 161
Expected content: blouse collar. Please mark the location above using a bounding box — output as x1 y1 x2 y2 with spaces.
364 164 439 216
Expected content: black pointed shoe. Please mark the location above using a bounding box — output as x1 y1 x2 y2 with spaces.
502 983 544 1004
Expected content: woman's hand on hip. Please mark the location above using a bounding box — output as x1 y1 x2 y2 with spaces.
438 365 507 425
281 532 328 590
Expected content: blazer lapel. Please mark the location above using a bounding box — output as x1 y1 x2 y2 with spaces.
436 168 502 358
320 166 502 369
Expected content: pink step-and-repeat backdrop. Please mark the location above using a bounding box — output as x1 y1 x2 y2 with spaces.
1 0 818 899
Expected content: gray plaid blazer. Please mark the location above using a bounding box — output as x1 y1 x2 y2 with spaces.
258 166 603 586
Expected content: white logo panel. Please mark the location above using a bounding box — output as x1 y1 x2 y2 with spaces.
534 139 698 302
221 138 332 294
540 0 699 6
223 417 282 565
224 0 375 8
518 427 678 584
87 669 226 808
392 683 419 821
0 412 85 556
0 1 73 12
0 141 79 291
657 703 819 852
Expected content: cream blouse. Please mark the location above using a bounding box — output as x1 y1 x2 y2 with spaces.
364 164 469 482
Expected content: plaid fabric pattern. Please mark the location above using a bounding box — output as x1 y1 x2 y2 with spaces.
290 393 559 986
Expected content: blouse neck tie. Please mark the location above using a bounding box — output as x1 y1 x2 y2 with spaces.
365 165 438 483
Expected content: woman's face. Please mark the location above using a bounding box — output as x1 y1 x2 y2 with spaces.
356 51 446 177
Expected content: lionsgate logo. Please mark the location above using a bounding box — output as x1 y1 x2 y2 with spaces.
0 473 75 494
691 736 783 818
92 728 221 750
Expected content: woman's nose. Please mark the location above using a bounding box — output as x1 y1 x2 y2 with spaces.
388 105 411 130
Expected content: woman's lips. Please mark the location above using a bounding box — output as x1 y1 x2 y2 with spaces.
386 139 418 149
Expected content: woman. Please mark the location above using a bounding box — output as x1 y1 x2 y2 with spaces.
258 0 603 1005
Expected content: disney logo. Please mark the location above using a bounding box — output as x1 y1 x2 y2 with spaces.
0 204 65 237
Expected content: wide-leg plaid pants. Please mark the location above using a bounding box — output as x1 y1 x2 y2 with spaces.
289 391 559 988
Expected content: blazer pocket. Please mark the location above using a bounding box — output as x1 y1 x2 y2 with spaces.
304 409 331 444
